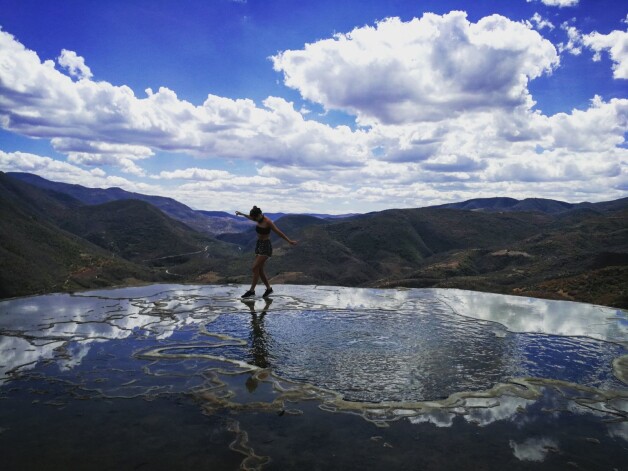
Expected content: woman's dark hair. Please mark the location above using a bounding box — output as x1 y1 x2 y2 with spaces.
249 206 262 219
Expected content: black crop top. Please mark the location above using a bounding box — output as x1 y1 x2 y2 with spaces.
256 225 271 235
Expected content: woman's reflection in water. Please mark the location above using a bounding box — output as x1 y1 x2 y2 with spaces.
240 298 273 393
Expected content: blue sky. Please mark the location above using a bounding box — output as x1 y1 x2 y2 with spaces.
0 0 626 213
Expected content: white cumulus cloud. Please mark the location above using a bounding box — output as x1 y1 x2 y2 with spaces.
526 0 578 7
51 138 153 176
153 167 281 188
272 11 559 125
0 28 370 171
544 96 628 152
583 27 628 79
0 150 150 191
0 13 626 213
154 168 234 181
528 13 554 31
57 49 93 80
558 22 583 55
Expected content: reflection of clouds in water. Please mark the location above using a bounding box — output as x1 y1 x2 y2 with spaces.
2 285 626 415
509 437 558 462
437 289 627 345
75 284 208 299
464 395 532 426
306 285 415 311
57 339 107 370
564 393 628 425
1 283 626 462
408 410 455 427
0 336 64 382
408 395 533 428
607 421 628 442
4 284 624 396
0 290 219 379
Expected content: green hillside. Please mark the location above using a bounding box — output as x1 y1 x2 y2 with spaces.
60 198 240 278
224 204 626 308
259 207 552 285
60 199 212 262
2 172 626 308
0 173 154 297
7 172 219 235
0 173 240 297
374 207 628 307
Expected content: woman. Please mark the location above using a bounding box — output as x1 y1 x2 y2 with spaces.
235 206 297 298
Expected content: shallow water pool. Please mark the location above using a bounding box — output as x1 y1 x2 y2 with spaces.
0 284 626 470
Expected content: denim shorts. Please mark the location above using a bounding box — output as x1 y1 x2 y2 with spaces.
255 239 272 257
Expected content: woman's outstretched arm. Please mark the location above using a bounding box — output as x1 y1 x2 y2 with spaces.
269 221 297 245
235 211 255 221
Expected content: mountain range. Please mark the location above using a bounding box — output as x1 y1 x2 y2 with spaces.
7 173 356 234
2 171 626 308
436 196 628 214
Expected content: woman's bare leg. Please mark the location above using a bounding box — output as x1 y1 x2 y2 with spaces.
250 256 269 291
259 264 270 289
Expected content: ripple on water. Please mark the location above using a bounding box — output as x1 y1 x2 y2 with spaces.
204 304 626 402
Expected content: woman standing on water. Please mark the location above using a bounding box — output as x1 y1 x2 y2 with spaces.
235 206 297 298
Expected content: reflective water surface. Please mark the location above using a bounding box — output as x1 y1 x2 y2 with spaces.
0 284 626 470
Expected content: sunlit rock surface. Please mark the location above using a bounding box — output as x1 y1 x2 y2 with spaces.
0 284 626 470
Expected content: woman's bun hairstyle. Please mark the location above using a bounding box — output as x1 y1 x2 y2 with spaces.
249 206 262 218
